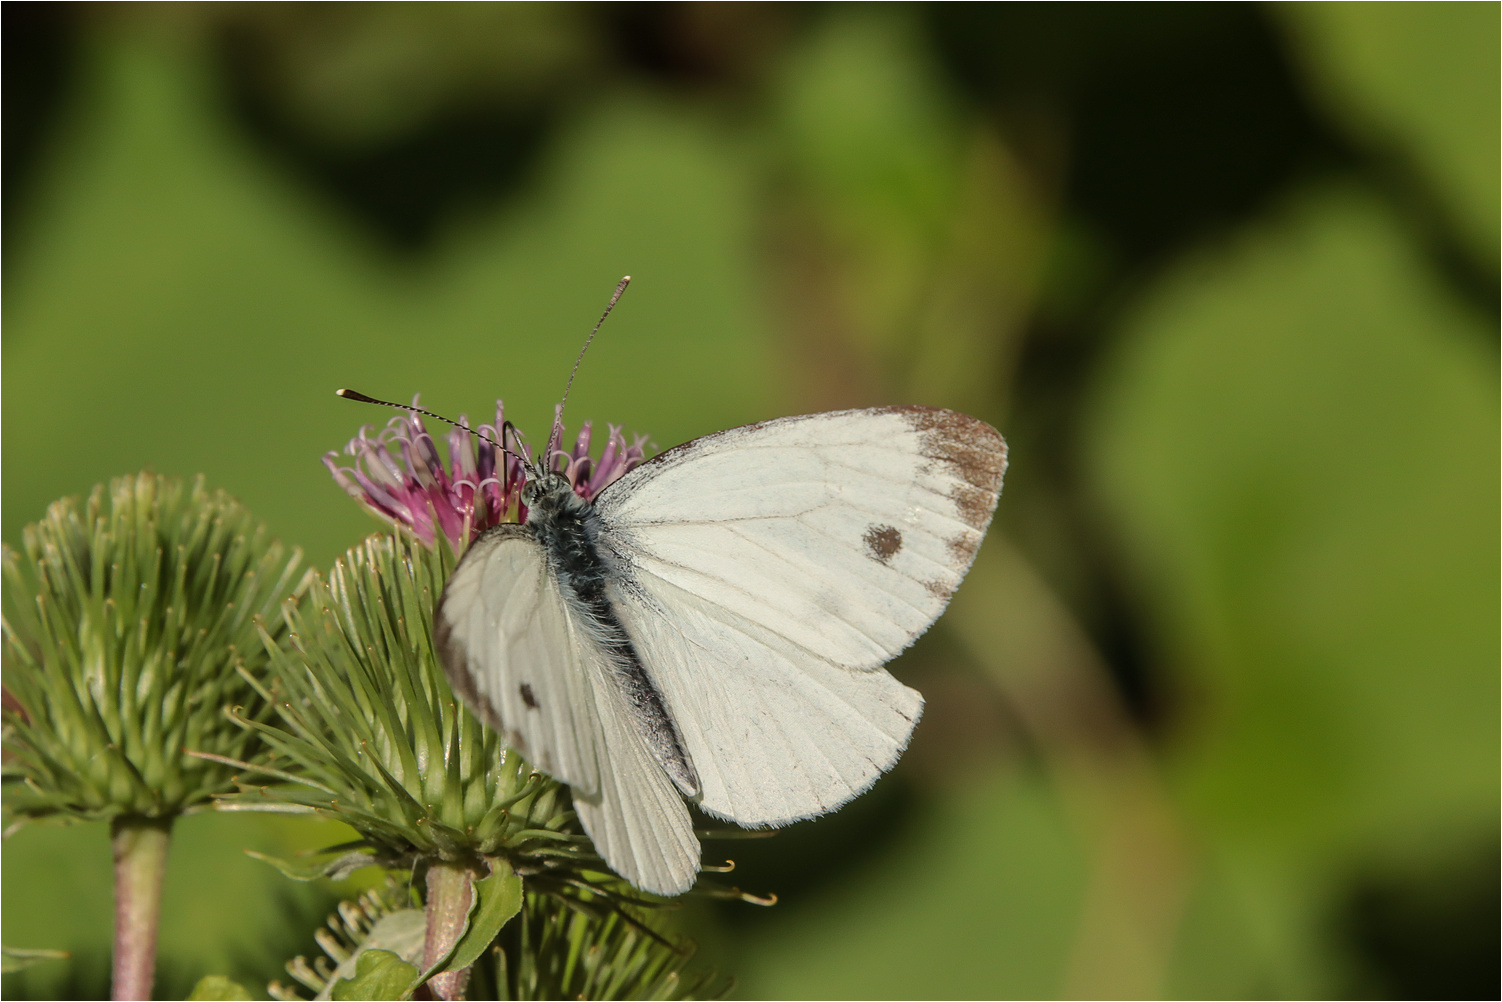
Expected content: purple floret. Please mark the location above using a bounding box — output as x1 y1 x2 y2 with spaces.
325 395 649 551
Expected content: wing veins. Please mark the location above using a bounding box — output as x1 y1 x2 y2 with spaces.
718 519 946 617
644 574 904 765
622 491 981 535
643 445 992 497
632 513 962 608
628 554 903 670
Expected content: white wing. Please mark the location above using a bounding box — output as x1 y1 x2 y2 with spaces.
569 657 700 896
606 573 924 826
435 525 699 895
594 406 1006 825
435 525 603 794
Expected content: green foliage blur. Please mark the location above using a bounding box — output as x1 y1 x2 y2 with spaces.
3 4 1495 999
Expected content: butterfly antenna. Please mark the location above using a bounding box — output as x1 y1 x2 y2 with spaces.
501 420 545 478
549 275 631 461
335 388 528 466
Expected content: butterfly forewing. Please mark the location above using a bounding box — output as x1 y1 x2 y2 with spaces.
596 407 1006 670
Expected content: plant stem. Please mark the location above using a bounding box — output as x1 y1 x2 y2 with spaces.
110 815 173 1001
423 861 476 1000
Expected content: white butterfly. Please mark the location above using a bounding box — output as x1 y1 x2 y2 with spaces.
432 405 1007 895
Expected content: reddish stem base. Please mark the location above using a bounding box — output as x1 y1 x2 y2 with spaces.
110 815 173 1001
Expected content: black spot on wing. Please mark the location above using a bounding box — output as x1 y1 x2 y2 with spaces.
863 524 903 564
520 683 539 709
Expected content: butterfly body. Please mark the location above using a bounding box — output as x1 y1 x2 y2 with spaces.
514 474 697 796
434 406 1006 895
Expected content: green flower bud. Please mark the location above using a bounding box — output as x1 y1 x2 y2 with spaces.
2 473 309 825
221 531 587 880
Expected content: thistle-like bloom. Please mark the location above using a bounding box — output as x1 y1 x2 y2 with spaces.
2 473 307 1002
303 397 707 1000
2 473 306 824
324 399 649 551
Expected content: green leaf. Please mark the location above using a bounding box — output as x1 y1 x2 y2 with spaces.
319 910 426 1001
330 949 420 1001
186 974 253 1000
1086 187 1499 996
245 848 375 882
1279 2 1500 263
1 946 69 974
437 858 524 975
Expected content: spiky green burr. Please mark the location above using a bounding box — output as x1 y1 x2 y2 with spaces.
2 472 309 999
2 473 308 822
220 532 583 872
220 530 730 999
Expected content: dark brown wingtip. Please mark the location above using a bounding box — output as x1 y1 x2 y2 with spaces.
890 406 1008 497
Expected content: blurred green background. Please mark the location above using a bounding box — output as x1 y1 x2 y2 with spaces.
2 4 1495 998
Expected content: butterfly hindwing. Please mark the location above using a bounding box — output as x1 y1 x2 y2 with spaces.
568 648 700 895
606 570 924 825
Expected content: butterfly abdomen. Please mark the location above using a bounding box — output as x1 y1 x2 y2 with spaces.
524 478 699 797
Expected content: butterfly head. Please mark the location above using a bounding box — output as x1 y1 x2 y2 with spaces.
520 471 579 514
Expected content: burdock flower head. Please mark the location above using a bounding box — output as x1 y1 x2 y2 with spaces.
2 473 308 1001
210 393 713 1001
323 397 648 552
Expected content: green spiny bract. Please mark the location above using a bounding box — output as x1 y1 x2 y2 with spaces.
1 473 308 824
217 529 734 999
484 889 732 1001
268 879 731 1001
223 532 591 879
